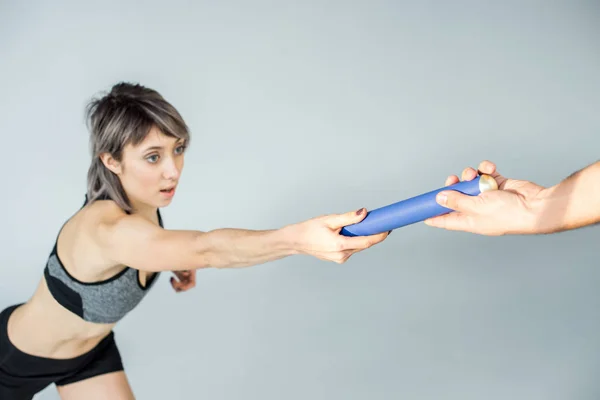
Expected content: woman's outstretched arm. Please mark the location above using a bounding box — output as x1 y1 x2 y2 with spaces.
94 205 389 272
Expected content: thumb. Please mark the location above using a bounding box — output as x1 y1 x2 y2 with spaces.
436 190 479 213
326 208 368 229
424 212 472 231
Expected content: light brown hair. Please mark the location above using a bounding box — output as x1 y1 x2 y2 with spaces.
85 82 190 212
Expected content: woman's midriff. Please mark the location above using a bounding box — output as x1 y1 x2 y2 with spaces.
5 277 116 360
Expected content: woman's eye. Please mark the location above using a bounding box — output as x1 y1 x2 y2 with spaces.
147 155 159 163
175 145 186 155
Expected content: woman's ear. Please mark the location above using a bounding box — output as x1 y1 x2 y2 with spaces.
99 153 122 175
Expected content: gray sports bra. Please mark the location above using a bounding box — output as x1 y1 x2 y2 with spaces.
43 195 162 324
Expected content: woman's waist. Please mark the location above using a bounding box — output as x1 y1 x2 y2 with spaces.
3 301 115 360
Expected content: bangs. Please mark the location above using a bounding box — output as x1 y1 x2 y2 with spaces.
123 101 190 149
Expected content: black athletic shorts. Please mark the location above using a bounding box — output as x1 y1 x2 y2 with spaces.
0 303 125 400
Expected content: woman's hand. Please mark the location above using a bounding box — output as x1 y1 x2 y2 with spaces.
170 270 197 293
424 160 546 236
288 208 390 263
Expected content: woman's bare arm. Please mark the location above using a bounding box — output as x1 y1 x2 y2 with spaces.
93 205 389 272
95 213 297 272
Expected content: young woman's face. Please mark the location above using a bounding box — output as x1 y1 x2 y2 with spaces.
108 126 187 210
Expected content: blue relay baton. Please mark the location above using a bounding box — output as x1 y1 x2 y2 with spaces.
340 174 498 237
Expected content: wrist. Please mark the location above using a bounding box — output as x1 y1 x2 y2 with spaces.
522 187 571 235
275 224 303 256
521 191 549 234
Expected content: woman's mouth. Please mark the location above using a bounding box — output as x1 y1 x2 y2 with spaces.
160 187 176 197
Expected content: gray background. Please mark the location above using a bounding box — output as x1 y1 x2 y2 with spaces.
1 1 600 399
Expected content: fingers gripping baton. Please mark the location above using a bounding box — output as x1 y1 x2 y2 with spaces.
340 174 498 237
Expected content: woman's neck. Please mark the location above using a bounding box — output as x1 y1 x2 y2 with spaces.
128 199 158 223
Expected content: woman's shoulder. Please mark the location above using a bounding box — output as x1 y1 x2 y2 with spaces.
54 197 130 281
59 197 128 248
82 197 128 222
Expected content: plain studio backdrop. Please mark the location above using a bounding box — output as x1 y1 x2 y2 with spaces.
1 1 600 399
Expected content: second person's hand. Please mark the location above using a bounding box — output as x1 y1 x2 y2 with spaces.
424 160 546 236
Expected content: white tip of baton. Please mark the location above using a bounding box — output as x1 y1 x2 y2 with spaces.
478 174 498 193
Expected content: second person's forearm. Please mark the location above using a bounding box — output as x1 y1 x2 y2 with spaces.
527 161 600 234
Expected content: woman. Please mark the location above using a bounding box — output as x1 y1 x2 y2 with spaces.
0 82 389 399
